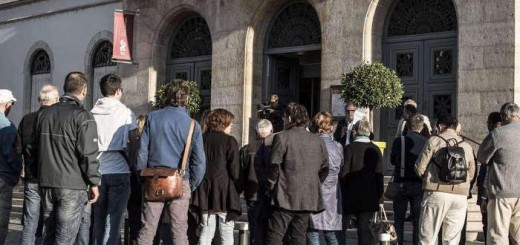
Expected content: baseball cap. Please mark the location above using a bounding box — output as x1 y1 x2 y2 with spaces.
0 89 17 104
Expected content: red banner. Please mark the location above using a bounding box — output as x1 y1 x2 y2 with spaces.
112 11 135 63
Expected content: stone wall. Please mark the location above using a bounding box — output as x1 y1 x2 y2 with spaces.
454 0 516 142
121 0 518 145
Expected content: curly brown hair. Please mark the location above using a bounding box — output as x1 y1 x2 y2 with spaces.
206 108 235 132
311 112 334 134
165 81 189 107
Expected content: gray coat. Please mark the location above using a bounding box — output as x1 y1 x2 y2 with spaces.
268 126 329 212
309 134 343 230
477 121 520 199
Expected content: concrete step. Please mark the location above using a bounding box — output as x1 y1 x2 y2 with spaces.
10 211 22 225
13 191 23 199
12 198 23 206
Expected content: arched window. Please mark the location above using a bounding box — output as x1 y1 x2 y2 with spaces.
387 0 457 37
30 50 51 111
93 41 116 68
170 16 212 59
168 15 212 112
267 3 321 49
263 3 322 117
89 40 116 108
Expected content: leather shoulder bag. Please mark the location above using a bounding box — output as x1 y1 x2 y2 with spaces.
141 119 195 202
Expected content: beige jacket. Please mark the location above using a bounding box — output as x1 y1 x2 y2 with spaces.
415 129 476 196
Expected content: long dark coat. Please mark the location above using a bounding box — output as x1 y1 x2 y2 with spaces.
267 126 329 212
190 131 242 221
340 141 384 214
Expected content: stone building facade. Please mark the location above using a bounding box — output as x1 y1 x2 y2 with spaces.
120 0 518 159
1 0 517 161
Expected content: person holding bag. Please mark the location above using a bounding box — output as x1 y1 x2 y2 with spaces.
340 120 384 245
136 81 206 245
389 114 427 245
190 109 242 245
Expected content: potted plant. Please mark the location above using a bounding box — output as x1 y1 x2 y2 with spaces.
340 61 404 154
153 80 203 117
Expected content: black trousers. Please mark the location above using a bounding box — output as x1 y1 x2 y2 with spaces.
266 208 310 245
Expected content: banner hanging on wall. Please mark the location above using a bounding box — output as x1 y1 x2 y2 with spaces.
112 10 135 63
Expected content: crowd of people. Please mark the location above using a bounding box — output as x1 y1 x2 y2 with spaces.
0 72 519 245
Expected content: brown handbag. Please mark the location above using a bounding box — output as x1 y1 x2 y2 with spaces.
141 119 195 202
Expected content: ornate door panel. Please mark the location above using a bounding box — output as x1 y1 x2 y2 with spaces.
382 37 457 174
195 61 212 111
423 38 457 120
167 63 194 81
167 61 211 111
267 58 298 106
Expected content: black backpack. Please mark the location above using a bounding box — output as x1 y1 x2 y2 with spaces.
432 136 468 184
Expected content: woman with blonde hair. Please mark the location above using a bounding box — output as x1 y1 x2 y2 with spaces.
191 108 242 245
307 112 344 245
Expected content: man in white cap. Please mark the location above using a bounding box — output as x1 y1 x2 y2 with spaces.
0 89 22 244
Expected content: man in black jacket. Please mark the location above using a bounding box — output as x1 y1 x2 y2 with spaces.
266 103 329 245
16 84 59 244
27 72 101 245
241 119 274 245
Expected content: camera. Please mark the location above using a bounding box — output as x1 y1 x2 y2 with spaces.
257 101 275 120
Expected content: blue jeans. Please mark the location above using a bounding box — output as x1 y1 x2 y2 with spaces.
92 174 131 245
393 182 422 245
0 179 13 245
199 213 235 245
41 187 88 245
307 229 342 245
21 181 43 245
75 203 92 245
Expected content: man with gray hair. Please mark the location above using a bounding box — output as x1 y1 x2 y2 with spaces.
17 84 60 244
26 72 101 244
478 102 520 244
0 89 21 244
240 119 274 244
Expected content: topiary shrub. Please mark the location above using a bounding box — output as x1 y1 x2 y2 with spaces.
340 62 403 110
153 80 202 116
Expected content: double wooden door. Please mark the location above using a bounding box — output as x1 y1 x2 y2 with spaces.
382 36 457 173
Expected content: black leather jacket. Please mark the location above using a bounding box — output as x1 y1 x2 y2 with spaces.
26 95 101 189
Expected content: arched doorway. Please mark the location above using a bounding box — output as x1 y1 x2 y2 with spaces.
381 0 458 172
30 49 52 112
264 3 321 117
88 40 117 109
166 15 212 112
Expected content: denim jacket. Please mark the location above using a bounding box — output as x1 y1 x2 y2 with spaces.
137 107 206 191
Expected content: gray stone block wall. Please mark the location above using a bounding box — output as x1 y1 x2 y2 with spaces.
120 0 518 145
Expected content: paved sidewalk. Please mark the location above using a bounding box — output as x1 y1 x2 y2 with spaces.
6 222 485 245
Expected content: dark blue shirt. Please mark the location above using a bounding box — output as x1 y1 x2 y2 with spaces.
137 107 206 191
0 111 22 186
